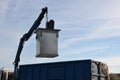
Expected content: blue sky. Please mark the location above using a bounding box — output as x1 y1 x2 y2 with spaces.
0 0 120 73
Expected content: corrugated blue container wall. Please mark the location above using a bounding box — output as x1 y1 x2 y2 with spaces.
18 60 109 80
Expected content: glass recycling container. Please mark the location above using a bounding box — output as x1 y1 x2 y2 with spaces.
35 28 60 58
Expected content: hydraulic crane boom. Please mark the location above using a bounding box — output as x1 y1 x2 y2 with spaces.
13 7 48 79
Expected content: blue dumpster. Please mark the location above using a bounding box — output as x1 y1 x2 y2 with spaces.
18 59 109 80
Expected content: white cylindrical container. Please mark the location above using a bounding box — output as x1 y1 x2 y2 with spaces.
36 28 60 58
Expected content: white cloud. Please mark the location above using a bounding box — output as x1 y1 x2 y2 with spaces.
53 0 120 21
54 0 120 49
59 18 120 49
96 56 120 73
0 47 15 68
98 56 120 67
60 46 108 57
87 19 120 39
0 0 9 18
